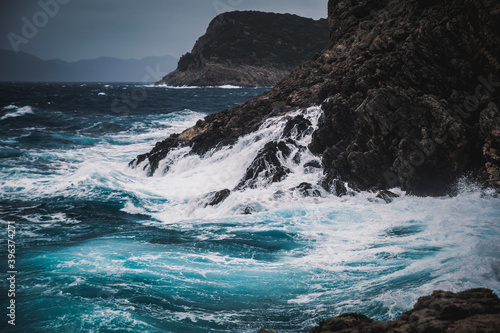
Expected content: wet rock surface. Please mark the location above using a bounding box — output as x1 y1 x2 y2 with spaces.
237 141 292 189
376 190 399 203
203 189 231 207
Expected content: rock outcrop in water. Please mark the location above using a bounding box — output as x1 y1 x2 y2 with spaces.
309 288 500 333
156 11 328 87
133 0 500 196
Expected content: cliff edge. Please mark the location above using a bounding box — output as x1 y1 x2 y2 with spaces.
157 11 328 87
134 0 500 196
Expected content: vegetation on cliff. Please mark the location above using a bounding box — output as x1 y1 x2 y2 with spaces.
157 11 329 86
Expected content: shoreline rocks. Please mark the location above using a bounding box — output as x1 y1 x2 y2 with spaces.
309 288 500 333
257 288 500 333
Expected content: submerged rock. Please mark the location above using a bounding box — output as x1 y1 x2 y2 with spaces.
291 182 322 197
204 189 231 207
309 288 500 333
376 190 399 203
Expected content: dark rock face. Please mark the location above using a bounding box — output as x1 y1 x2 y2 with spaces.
133 0 500 196
291 182 323 197
203 189 231 207
309 288 500 333
306 0 500 195
158 11 328 87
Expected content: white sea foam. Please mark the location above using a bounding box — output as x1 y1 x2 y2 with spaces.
143 84 247 89
0 109 204 200
28 191 500 324
217 84 243 89
2 104 18 110
1 105 34 120
126 106 326 222
5 99 500 327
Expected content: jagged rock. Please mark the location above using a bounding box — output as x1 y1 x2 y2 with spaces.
203 189 231 207
237 141 291 189
133 0 500 196
309 288 500 333
376 190 399 203
282 114 313 139
321 173 349 197
304 160 323 174
292 182 322 197
333 180 348 197
304 160 322 169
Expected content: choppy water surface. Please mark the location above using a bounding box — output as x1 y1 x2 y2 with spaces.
1 83 499 332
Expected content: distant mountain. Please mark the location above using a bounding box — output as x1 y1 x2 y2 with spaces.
0 50 178 82
158 11 329 87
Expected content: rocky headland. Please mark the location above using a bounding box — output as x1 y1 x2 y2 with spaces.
157 11 328 87
133 0 500 196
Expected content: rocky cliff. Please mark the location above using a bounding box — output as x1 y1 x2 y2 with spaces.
157 11 328 87
133 0 500 196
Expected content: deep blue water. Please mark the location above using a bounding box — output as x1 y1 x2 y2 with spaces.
1 82 499 333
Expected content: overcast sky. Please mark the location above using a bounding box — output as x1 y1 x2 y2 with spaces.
0 0 328 62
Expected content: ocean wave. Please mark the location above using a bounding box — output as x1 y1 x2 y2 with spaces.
2 104 18 110
1 105 34 120
142 84 256 89
0 109 204 201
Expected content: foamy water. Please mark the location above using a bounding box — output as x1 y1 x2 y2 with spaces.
1 83 498 333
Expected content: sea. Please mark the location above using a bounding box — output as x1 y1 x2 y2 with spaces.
1 82 499 333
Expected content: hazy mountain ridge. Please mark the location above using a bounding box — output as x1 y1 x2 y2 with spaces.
0 50 177 82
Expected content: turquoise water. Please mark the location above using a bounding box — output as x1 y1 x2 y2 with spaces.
1 83 499 332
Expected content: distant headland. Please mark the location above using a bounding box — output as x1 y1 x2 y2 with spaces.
156 11 329 87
